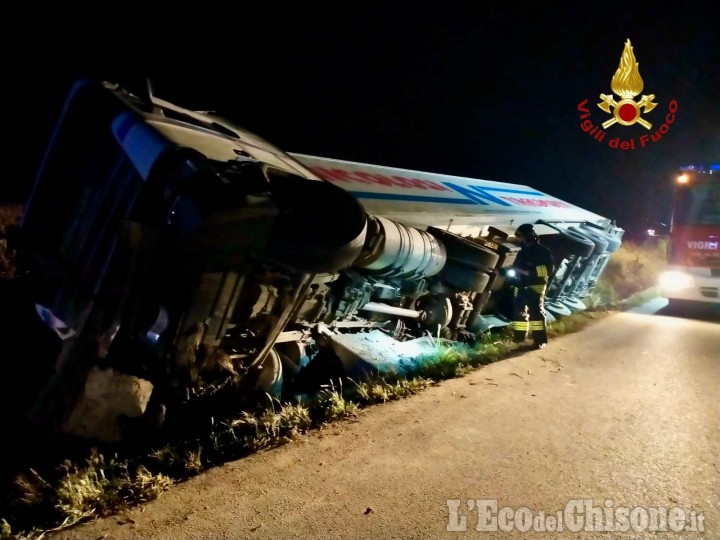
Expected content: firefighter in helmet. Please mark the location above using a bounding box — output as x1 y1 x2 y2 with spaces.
508 223 555 349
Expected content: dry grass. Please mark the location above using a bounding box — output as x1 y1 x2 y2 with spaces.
348 377 431 405
593 239 666 304
0 205 23 280
547 310 610 338
2 451 173 540
0 204 23 279
0 205 23 230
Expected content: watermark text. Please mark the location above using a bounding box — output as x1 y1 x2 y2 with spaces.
446 499 705 533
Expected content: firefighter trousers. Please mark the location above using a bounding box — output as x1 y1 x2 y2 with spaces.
512 285 548 346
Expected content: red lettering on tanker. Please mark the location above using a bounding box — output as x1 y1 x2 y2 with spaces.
309 166 451 192
500 196 573 208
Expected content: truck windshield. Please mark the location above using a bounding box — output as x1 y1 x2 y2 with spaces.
673 181 720 226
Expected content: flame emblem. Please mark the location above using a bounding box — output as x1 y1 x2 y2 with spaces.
597 39 658 130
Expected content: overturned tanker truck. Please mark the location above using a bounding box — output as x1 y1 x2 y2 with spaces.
13 79 623 442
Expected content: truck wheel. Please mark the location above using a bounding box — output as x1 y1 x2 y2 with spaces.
604 236 622 253
427 227 500 270
552 228 595 258
569 226 608 256
416 293 453 330
545 300 572 318
580 224 622 253
255 348 284 399
439 260 491 292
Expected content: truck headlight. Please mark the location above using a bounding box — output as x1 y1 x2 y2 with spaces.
658 271 695 292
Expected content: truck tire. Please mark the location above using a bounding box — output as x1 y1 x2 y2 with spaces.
569 226 608 256
438 260 491 292
545 300 572 318
426 227 500 270
552 227 595 258
580 224 622 253
605 236 622 253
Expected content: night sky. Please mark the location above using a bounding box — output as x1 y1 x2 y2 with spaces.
6 6 719 238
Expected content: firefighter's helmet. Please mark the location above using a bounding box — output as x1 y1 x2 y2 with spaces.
514 223 538 241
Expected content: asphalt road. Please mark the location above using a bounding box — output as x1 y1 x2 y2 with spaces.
52 302 719 540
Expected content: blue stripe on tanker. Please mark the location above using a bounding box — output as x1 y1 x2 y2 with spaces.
348 184 545 207
348 191 469 204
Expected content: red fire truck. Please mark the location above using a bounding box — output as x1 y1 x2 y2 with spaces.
659 165 720 306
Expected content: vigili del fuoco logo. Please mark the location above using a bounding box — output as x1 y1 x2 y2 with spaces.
577 39 678 150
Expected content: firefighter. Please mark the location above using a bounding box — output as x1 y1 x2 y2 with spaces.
508 223 555 349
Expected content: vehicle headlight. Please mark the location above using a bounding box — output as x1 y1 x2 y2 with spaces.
658 271 695 292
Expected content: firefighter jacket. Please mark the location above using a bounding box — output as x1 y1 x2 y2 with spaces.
514 242 555 288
